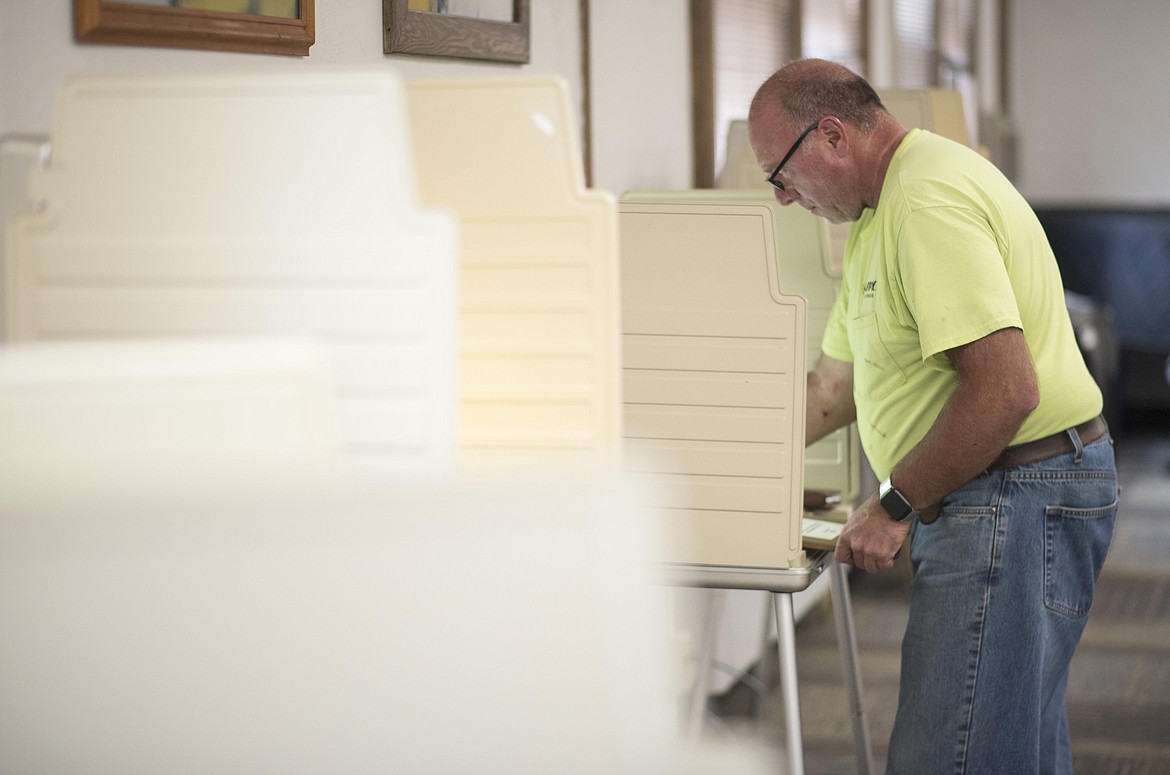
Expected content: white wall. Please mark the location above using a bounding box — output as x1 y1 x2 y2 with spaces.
588 0 693 196
1009 0 1170 207
0 1 692 200
0 3 582 140
6 2 1170 213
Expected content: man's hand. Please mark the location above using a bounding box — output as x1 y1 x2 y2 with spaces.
834 493 911 573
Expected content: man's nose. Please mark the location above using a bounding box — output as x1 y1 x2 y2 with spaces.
772 186 798 206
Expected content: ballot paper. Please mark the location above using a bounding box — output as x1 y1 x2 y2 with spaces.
801 514 846 551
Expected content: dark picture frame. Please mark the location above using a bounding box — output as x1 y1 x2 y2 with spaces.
383 0 530 64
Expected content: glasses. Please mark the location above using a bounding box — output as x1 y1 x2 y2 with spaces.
766 121 821 192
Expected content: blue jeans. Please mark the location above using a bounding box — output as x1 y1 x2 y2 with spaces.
886 431 1118 775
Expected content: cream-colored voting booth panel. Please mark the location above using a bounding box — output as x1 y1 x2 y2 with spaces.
621 200 810 579
406 78 622 471
5 71 458 479
627 190 861 508
879 88 972 147
0 346 774 775
0 338 347 501
0 468 745 774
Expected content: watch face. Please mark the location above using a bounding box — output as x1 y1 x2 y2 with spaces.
880 487 913 521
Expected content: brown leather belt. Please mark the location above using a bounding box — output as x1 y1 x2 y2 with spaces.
986 415 1108 472
918 415 1108 525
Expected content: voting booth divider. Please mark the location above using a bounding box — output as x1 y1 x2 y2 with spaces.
620 197 812 574
624 190 863 518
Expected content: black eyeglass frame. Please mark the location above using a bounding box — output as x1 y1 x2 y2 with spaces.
766 120 821 192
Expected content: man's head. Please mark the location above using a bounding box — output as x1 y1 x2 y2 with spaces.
748 59 900 223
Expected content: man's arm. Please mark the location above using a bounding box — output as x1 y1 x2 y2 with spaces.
835 327 1040 572
806 352 856 446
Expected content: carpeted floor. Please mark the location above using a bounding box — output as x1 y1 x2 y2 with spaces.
707 427 1170 774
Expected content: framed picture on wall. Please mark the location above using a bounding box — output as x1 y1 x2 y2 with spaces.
383 0 530 64
74 0 315 56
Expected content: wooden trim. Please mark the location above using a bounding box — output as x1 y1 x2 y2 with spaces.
858 0 870 76
932 0 942 87
690 0 715 188
999 0 1010 111
383 0 530 64
791 0 804 60
74 0 315 57
579 0 593 188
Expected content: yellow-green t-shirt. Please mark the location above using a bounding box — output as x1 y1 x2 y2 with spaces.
821 129 1102 479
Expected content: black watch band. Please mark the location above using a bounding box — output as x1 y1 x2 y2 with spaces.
879 477 918 522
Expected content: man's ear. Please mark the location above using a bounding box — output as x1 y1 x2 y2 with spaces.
821 117 849 156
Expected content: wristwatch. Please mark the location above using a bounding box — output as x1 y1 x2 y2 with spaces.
879 477 919 522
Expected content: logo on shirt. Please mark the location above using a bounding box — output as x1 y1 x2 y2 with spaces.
863 280 877 299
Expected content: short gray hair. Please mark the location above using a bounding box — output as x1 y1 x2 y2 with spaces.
750 59 886 133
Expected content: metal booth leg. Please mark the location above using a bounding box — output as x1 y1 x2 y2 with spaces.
773 591 805 775
829 560 875 775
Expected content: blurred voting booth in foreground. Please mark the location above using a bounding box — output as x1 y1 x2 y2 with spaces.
4 70 459 480
0 340 772 773
0 70 788 773
0 338 347 501
0 403 773 773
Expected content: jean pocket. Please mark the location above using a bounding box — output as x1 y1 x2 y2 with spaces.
1044 498 1118 618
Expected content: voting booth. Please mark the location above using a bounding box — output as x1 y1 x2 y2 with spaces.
4 70 459 479
406 77 623 472
620 193 872 774
622 198 811 577
623 190 862 528
0 338 347 502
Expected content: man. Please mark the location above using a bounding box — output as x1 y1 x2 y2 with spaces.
748 59 1118 773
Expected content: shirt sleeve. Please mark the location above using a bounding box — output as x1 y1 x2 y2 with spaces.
895 205 1022 369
